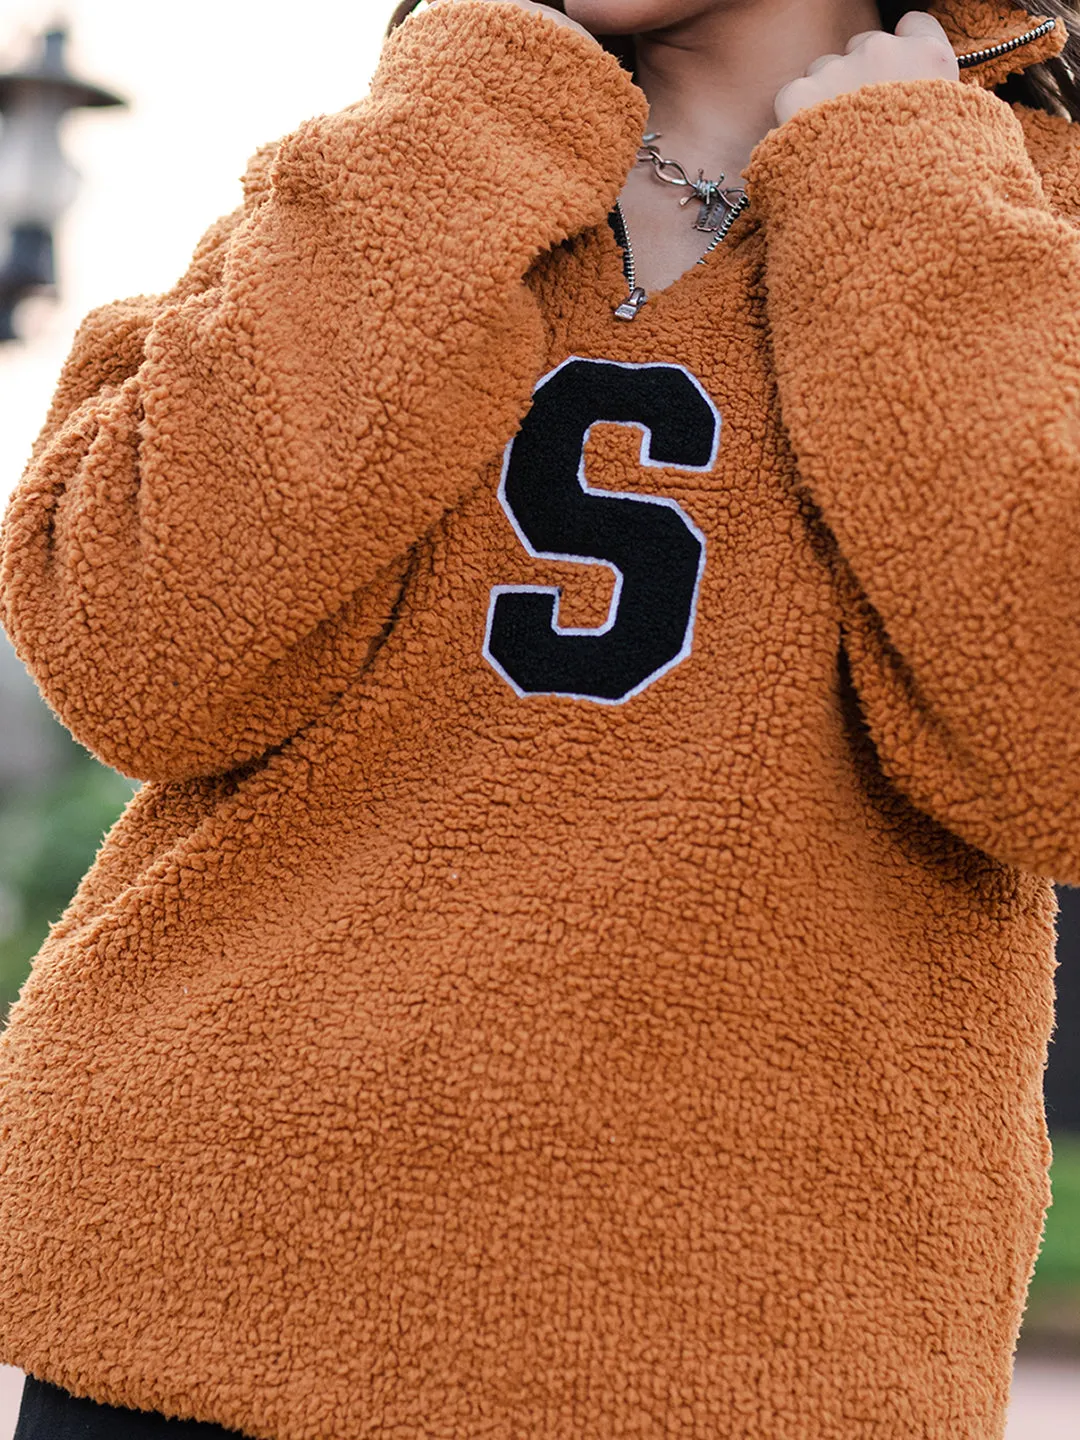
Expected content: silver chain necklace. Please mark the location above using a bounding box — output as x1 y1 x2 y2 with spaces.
610 132 751 320
636 132 749 233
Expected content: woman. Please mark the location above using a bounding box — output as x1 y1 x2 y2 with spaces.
0 1 1077 1435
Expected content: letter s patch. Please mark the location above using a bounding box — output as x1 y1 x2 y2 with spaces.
483 357 718 704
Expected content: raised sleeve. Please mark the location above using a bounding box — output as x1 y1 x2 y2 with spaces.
744 78 1080 883
0 1 647 783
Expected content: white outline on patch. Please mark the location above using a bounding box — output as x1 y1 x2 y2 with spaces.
482 356 719 706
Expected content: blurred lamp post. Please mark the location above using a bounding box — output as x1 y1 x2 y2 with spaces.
0 26 125 343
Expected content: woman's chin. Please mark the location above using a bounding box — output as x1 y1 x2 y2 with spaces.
565 0 710 34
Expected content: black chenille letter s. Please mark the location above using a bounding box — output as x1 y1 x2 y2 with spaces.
484 357 718 704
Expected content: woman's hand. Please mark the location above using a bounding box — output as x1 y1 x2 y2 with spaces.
430 0 598 45
774 11 959 126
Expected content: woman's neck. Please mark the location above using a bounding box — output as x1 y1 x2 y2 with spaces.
633 0 883 180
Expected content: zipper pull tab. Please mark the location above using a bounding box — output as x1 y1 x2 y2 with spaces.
614 287 648 322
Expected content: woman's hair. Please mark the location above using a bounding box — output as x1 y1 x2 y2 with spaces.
386 0 1080 119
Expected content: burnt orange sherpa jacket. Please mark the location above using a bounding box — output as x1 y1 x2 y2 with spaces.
0 1 1078 1435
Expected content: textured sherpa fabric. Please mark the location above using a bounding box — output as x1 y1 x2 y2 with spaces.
0 1 1076 1436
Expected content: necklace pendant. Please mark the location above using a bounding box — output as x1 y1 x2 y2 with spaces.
695 190 726 234
635 134 750 239
687 175 730 234
695 185 747 234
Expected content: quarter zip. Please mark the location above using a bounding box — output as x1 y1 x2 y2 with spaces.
608 16 1058 321
610 190 751 322
609 201 647 321
955 16 1058 69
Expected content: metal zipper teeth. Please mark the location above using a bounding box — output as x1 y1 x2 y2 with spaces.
608 19 1056 319
610 199 637 293
610 193 750 320
956 17 1057 68
699 193 752 261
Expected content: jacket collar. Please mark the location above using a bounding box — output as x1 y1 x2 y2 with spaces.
930 0 1067 87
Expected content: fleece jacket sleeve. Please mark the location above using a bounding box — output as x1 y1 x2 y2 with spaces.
0 1 647 784
745 78 1080 884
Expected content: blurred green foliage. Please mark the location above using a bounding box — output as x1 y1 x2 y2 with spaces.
1025 1132 1080 1351
1041 1134 1080 1284
0 737 136 1012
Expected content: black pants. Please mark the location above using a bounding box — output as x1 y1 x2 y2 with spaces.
14 1377 244 1439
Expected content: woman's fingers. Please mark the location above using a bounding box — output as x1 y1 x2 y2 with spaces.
845 9 949 53
774 10 958 127
894 9 952 42
805 52 843 74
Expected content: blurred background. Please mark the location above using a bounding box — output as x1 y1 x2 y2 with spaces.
0 1 1075 1434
